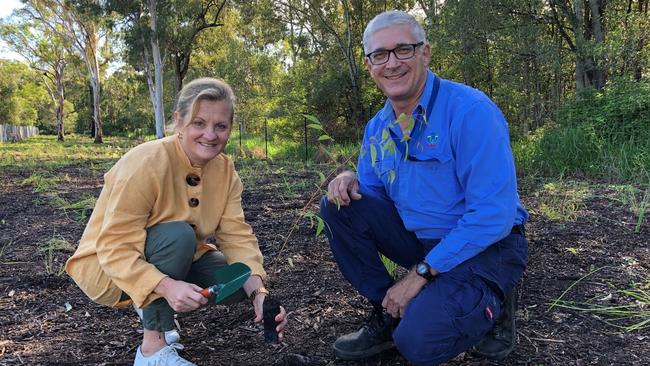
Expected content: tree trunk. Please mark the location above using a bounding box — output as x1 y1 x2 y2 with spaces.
56 64 65 141
588 0 605 89
150 0 165 139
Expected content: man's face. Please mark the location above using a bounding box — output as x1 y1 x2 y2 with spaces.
364 25 431 105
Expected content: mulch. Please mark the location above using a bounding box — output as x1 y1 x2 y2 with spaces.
0 160 648 365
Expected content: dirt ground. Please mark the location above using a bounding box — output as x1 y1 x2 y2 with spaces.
0 158 648 365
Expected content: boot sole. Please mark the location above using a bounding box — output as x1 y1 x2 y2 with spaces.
469 345 514 361
334 341 394 360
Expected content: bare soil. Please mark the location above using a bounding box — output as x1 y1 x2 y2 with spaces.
0 159 648 365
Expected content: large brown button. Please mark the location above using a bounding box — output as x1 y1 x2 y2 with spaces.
186 174 200 186
189 198 199 207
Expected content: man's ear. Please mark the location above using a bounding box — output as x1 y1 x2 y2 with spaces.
364 57 373 73
421 42 432 65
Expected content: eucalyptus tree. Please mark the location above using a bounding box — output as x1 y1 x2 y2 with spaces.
20 0 108 143
109 0 166 138
547 0 607 91
166 0 227 109
0 19 69 140
233 0 416 138
109 0 228 139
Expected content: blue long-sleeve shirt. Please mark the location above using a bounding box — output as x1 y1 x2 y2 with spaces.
357 70 528 273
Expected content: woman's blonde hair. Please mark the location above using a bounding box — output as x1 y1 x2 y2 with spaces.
169 77 236 133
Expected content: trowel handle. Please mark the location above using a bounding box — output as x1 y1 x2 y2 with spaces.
200 286 215 298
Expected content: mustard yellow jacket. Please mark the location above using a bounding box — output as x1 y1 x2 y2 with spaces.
65 135 265 308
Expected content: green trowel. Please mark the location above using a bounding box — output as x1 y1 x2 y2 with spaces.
200 262 251 304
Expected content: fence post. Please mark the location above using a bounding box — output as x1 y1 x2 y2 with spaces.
264 119 268 160
239 122 243 155
304 115 308 162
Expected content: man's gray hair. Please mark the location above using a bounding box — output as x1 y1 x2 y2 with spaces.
362 10 426 54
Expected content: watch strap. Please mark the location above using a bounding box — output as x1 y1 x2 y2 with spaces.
250 287 269 301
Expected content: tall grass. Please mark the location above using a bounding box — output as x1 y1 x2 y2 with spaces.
513 78 650 185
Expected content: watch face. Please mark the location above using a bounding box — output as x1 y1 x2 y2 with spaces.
417 263 428 275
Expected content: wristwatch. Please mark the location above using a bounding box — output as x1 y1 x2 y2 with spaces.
415 261 435 281
249 287 269 301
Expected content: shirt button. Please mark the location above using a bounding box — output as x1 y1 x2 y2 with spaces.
186 174 200 186
189 198 199 207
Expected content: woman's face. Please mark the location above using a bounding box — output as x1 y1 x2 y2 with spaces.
176 99 233 167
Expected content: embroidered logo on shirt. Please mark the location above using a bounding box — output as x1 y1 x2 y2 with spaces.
425 133 439 148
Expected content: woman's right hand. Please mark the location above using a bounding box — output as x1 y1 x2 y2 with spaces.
154 276 208 312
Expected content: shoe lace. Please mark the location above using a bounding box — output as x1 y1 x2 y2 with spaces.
157 345 195 366
363 307 387 335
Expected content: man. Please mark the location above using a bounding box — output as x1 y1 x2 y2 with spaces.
320 10 528 365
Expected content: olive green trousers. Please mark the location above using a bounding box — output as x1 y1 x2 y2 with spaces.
121 221 246 332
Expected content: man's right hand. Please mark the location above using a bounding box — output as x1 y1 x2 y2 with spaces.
327 170 362 206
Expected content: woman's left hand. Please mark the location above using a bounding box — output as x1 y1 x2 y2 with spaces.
252 295 288 340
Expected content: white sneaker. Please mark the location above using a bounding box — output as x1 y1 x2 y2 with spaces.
133 306 181 345
133 345 196 366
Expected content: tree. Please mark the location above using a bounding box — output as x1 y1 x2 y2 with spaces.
21 0 107 143
167 0 227 109
548 0 607 91
0 18 69 140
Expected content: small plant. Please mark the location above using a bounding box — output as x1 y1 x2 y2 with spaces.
549 266 650 331
304 212 326 236
379 253 398 279
39 235 74 276
0 240 11 262
21 172 57 193
59 194 97 222
613 184 649 233
565 247 579 255
536 181 588 221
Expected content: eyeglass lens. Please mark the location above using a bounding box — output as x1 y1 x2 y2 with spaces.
369 43 422 65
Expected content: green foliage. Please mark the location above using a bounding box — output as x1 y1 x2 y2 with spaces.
514 79 650 183
304 212 326 237
0 134 139 171
0 60 50 127
21 172 58 193
39 235 74 276
535 182 588 221
101 66 154 137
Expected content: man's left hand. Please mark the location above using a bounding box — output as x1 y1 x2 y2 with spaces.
382 267 438 318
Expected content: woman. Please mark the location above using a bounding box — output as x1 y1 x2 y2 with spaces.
65 77 287 366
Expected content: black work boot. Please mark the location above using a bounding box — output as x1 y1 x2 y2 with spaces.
471 288 517 360
333 304 396 360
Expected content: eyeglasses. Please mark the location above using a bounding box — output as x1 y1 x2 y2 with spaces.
365 42 424 65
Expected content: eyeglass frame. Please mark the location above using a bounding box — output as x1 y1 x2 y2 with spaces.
365 41 425 65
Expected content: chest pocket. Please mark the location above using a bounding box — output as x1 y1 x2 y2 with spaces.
372 157 397 192
402 147 460 211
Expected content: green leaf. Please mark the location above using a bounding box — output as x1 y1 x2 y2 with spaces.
406 116 415 132
396 113 407 125
303 114 320 124
370 144 377 167
315 216 325 236
317 172 325 184
381 129 389 142
318 135 333 141
307 123 324 131
388 170 395 183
